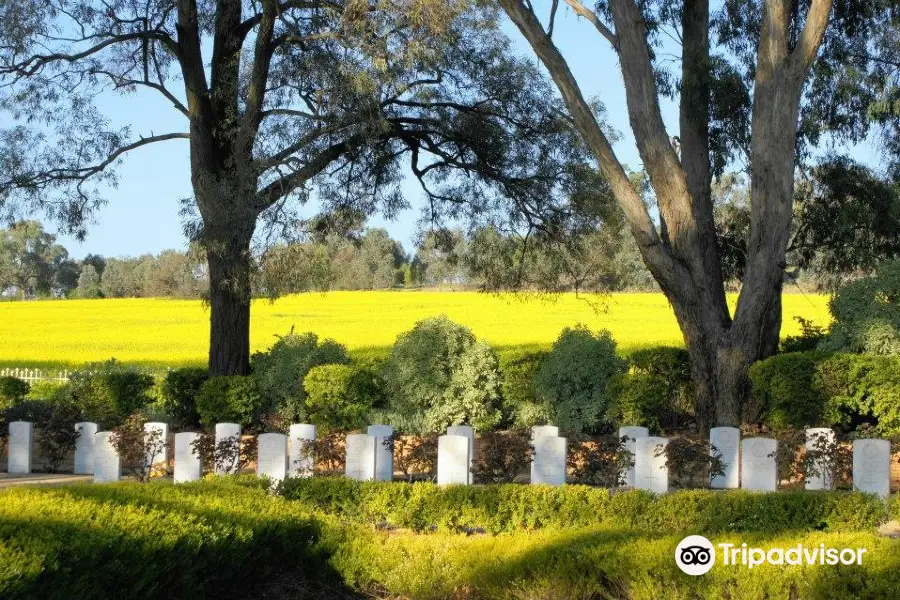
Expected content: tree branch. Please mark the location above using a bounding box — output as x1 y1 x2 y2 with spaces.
563 0 617 47
790 0 834 76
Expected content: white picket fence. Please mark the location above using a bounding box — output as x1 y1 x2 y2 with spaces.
0 368 70 383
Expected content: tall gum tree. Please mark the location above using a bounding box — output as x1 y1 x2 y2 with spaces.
497 0 836 426
0 0 597 375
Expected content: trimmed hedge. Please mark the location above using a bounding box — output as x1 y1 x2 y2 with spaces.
279 478 892 535
0 478 331 599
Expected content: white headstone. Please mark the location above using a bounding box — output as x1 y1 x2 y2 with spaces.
437 434 470 485
618 426 649 488
257 433 288 484
344 434 376 481
805 427 836 490
741 438 777 492
93 431 121 483
531 425 559 439
7 421 33 474
853 439 891 499
531 436 566 486
289 423 316 477
634 436 668 493
710 426 740 489
174 432 202 483
367 424 395 482
143 422 169 475
215 423 242 475
446 425 475 484
73 422 98 475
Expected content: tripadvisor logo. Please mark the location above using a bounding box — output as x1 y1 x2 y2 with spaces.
675 536 867 576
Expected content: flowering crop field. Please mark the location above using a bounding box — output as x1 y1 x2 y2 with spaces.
0 291 831 370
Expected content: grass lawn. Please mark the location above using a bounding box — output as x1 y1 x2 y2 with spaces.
0 291 831 371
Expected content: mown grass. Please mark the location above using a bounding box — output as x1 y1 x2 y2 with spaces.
0 291 830 371
1 478 897 600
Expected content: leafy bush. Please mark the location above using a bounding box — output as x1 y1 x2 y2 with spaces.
37 401 83 472
62 360 155 426
195 376 263 426
471 429 532 484
252 331 350 421
160 367 208 429
280 478 891 535
110 413 168 481
662 437 725 489
781 316 829 352
3 400 54 424
0 376 29 409
533 326 624 434
747 351 830 429
566 434 631 487
499 350 551 427
606 373 671 432
303 364 384 433
383 316 503 434
629 346 691 382
24 380 66 402
823 259 900 354
389 433 438 482
189 430 257 475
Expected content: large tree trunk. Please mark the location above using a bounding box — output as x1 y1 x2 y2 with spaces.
205 215 256 375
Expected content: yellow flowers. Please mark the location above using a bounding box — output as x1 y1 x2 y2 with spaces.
0 291 831 369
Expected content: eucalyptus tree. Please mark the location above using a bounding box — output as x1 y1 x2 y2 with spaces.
0 0 595 374
496 0 898 425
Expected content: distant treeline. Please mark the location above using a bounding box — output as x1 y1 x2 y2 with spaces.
0 220 656 300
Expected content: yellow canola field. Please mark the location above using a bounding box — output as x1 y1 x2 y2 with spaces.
0 291 831 369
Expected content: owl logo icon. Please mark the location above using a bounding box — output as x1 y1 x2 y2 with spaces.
675 535 715 575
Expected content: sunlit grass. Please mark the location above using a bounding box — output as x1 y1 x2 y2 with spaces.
0 291 831 370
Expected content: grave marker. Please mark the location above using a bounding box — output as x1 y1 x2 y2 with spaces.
531 435 566 486
447 425 475 484
710 426 740 489
93 431 121 483
805 428 835 490
853 439 890 499
257 433 288 484
367 424 395 482
437 434 470 485
74 422 98 475
215 423 242 475
618 426 649 487
7 421 33 474
289 424 316 477
634 436 668 493
741 438 777 492
174 432 202 483
344 434 376 481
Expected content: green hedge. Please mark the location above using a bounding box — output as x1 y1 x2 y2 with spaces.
0 478 335 599
279 478 891 535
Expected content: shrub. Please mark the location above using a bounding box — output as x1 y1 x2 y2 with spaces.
781 316 828 352
195 376 263 426
384 316 503 435
662 437 725 489
160 367 208 429
3 400 54 424
499 350 551 427
251 331 350 421
24 380 66 402
0 376 29 409
471 429 532 484
747 351 830 429
189 430 257 475
38 401 83 473
110 413 168 482
533 326 624 434
303 364 384 433
606 373 671 432
63 360 155 426
389 433 438 482
629 346 691 382
823 259 900 355
566 434 631 487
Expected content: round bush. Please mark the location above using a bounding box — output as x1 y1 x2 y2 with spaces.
499 350 552 428
161 367 208 429
196 376 263 426
251 332 350 420
63 359 154 426
606 373 670 432
534 325 624 434
0 376 29 410
303 364 385 432
824 259 900 355
384 316 502 435
747 352 829 429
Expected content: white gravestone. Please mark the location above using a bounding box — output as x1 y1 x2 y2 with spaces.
215 423 242 475
634 436 668 493
174 432 202 483
344 434 376 481
257 433 288 484
741 438 777 492
367 424 395 482
7 421 33 474
289 424 316 477
532 436 567 486
530 425 561 482
74 422 98 475
437 434 470 485
143 422 169 475
93 431 121 483
710 427 740 489
853 439 891 499
805 428 836 490
532 425 559 439
618 426 649 488
446 425 475 484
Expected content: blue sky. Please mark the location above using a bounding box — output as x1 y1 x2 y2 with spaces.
51 8 876 259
